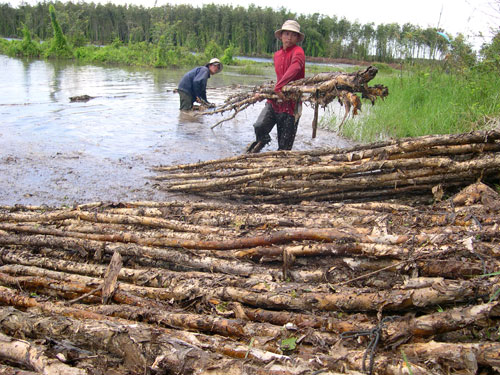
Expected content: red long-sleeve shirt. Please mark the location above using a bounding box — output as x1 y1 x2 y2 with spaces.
269 44 305 116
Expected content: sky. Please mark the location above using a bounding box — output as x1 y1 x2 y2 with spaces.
9 0 499 49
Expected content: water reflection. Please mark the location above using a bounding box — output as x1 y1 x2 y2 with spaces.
21 58 32 100
49 61 61 102
0 54 353 205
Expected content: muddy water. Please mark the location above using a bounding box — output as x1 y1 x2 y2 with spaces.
0 55 354 206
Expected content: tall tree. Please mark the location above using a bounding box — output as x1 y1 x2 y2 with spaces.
0 1 467 63
47 4 72 57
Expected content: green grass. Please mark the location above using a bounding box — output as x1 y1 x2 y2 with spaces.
73 43 201 68
326 65 500 142
401 350 414 375
237 64 266 75
307 64 347 74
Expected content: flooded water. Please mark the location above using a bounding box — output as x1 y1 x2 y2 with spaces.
0 54 354 206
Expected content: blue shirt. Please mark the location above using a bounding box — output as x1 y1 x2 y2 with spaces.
178 66 211 103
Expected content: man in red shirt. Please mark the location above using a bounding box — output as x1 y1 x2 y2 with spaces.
246 20 305 153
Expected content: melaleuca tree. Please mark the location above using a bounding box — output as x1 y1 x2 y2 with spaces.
480 32 500 72
47 4 73 58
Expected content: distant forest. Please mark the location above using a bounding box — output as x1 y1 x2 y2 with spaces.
0 1 457 62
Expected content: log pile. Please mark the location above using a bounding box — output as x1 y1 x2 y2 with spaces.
204 66 388 130
0 180 499 374
153 130 500 204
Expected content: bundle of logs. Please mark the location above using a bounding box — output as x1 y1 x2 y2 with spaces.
153 129 500 204
0 179 499 374
203 65 389 131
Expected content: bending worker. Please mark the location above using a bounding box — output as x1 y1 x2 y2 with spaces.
246 20 305 153
177 58 223 111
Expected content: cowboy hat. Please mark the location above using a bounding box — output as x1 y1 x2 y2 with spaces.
208 58 223 71
274 20 305 43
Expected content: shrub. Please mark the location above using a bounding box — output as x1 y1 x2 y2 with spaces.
204 39 223 63
46 4 73 58
221 43 236 65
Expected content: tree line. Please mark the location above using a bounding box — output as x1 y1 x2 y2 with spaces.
0 1 475 63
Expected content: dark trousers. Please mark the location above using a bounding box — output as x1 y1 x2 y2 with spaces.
178 89 193 110
253 102 299 150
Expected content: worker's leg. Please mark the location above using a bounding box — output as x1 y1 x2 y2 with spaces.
276 113 299 150
178 90 193 110
246 103 276 153
254 102 276 143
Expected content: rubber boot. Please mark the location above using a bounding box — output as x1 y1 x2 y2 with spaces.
245 140 268 154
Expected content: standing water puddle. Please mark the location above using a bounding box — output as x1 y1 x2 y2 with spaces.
0 55 354 205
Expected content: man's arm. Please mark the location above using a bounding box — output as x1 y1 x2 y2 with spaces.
192 68 210 102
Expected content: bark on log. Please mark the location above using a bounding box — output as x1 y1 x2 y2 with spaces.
0 222 363 250
152 130 500 172
0 248 257 289
0 364 40 375
317 349 433 375
1 175 500 375
0 271 168 308
0 209 228 235
384 301 500 345
0 305 436 375
101 250 122 304
401 341 500 372
2 264 495 314
0 306 295 371
0 236 278 280
153 130 500 203
0 332 87 375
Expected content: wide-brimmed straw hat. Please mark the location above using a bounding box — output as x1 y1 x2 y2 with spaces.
274 20 305 43
208 58 223 71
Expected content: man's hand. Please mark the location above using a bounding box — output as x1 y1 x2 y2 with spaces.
197 97 215 108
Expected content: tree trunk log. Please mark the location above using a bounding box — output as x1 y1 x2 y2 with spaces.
0 332 87 375
401 341 500 372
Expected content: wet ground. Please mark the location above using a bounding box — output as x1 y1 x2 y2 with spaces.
0 55 355 207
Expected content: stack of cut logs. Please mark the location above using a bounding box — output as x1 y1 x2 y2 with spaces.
0 178 499 374
153 130 500 204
